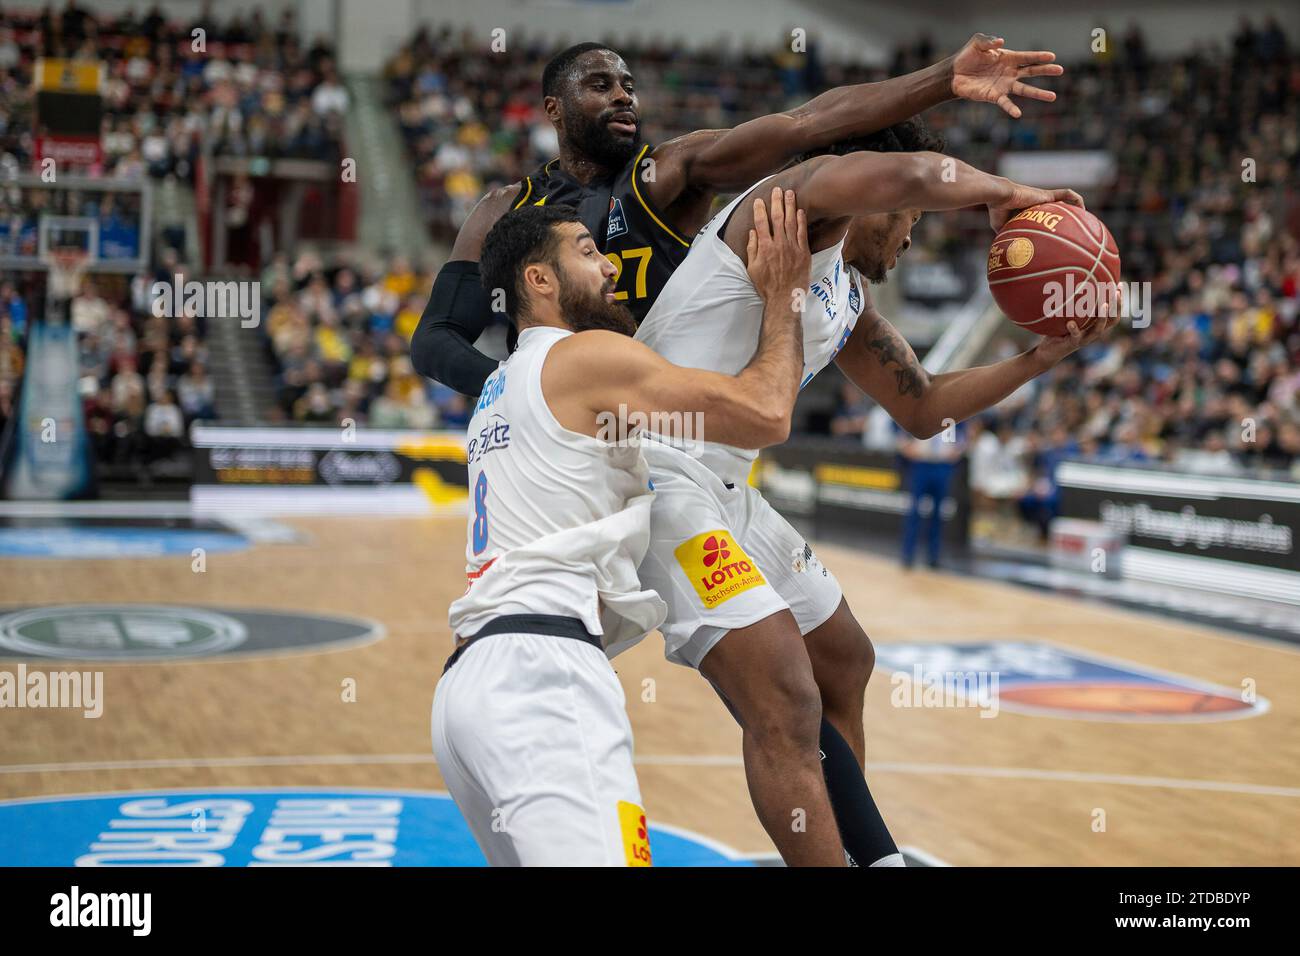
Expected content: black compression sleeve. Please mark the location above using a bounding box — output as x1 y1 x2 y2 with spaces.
410 260 499 397
820 716 899 866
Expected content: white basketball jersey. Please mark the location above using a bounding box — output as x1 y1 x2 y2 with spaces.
635 179 867 484
449 325 666 656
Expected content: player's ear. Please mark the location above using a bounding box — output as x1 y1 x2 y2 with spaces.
522 262 553 300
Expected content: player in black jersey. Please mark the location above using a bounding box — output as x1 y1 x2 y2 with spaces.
414 33 1066 395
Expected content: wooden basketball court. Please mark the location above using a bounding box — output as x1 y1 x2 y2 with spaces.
2 514 1298 865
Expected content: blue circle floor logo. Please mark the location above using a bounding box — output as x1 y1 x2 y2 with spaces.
0 788 752 867
0 605 384 661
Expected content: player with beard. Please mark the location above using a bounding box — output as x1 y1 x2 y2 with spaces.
632 119 1119 866
414 34 1067 394
432 198 813 866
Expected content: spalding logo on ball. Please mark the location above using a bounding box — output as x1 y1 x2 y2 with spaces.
987 202 1122 338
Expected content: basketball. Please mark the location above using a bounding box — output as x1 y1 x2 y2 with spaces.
987 202 1122 337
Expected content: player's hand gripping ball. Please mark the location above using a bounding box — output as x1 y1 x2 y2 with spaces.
988 202 1121 338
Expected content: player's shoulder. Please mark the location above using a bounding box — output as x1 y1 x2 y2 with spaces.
541 330 644 406
555 328 641 354
550 329 648 371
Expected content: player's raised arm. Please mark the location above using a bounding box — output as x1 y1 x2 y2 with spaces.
409 184 522 397
659 34 1062 195
549 190 809 449
794 151 1083 225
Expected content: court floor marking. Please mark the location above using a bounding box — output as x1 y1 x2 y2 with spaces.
3 753 1299 799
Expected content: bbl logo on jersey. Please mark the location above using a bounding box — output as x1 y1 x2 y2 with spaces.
848 273 861 314
607 197 629 240
874 641 1268 722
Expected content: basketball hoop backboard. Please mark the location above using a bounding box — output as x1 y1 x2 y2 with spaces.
0 174 149 274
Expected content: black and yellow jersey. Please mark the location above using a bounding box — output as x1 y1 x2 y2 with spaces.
513 144 691 324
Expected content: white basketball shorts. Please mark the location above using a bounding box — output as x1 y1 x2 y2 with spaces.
637 443 844 669
431 627 653 867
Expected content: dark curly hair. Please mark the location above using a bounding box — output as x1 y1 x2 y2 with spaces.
480 203 584 326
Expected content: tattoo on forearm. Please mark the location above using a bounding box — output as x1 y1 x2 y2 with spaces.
865 323 926 398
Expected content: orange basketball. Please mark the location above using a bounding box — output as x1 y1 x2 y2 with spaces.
987 202 1121 338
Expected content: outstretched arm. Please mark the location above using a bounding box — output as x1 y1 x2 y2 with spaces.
836 302 1120 438
797 150 1083 225
658 34 1062 195
721 151 1082 256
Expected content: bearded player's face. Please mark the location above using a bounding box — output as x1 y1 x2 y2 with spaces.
553 224 637 337
553 50 641 168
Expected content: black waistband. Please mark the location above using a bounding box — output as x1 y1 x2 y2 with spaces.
443 614 602 672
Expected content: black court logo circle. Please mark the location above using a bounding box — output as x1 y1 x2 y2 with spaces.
0 605 384 661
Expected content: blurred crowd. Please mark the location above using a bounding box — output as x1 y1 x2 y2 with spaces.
259 249 471 429
70 261 216 473
0 1 345 182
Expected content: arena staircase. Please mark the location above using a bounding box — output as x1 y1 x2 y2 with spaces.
344 75 435 261
205 308 278 425
151 173 277 426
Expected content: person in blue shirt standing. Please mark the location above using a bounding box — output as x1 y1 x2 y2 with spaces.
897 419 968 568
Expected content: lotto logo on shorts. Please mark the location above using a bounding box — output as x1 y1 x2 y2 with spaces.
674 531 766 609
617 800 652 867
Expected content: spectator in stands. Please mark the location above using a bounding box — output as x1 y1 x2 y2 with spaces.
143 389 185 462
969 418 1030 517
0 315 23 383
0 281 27 339
311 60 350 116
71 280 110 335
369 378 435 430
294 382 336 424
177 362 216 421
0 378 14 438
